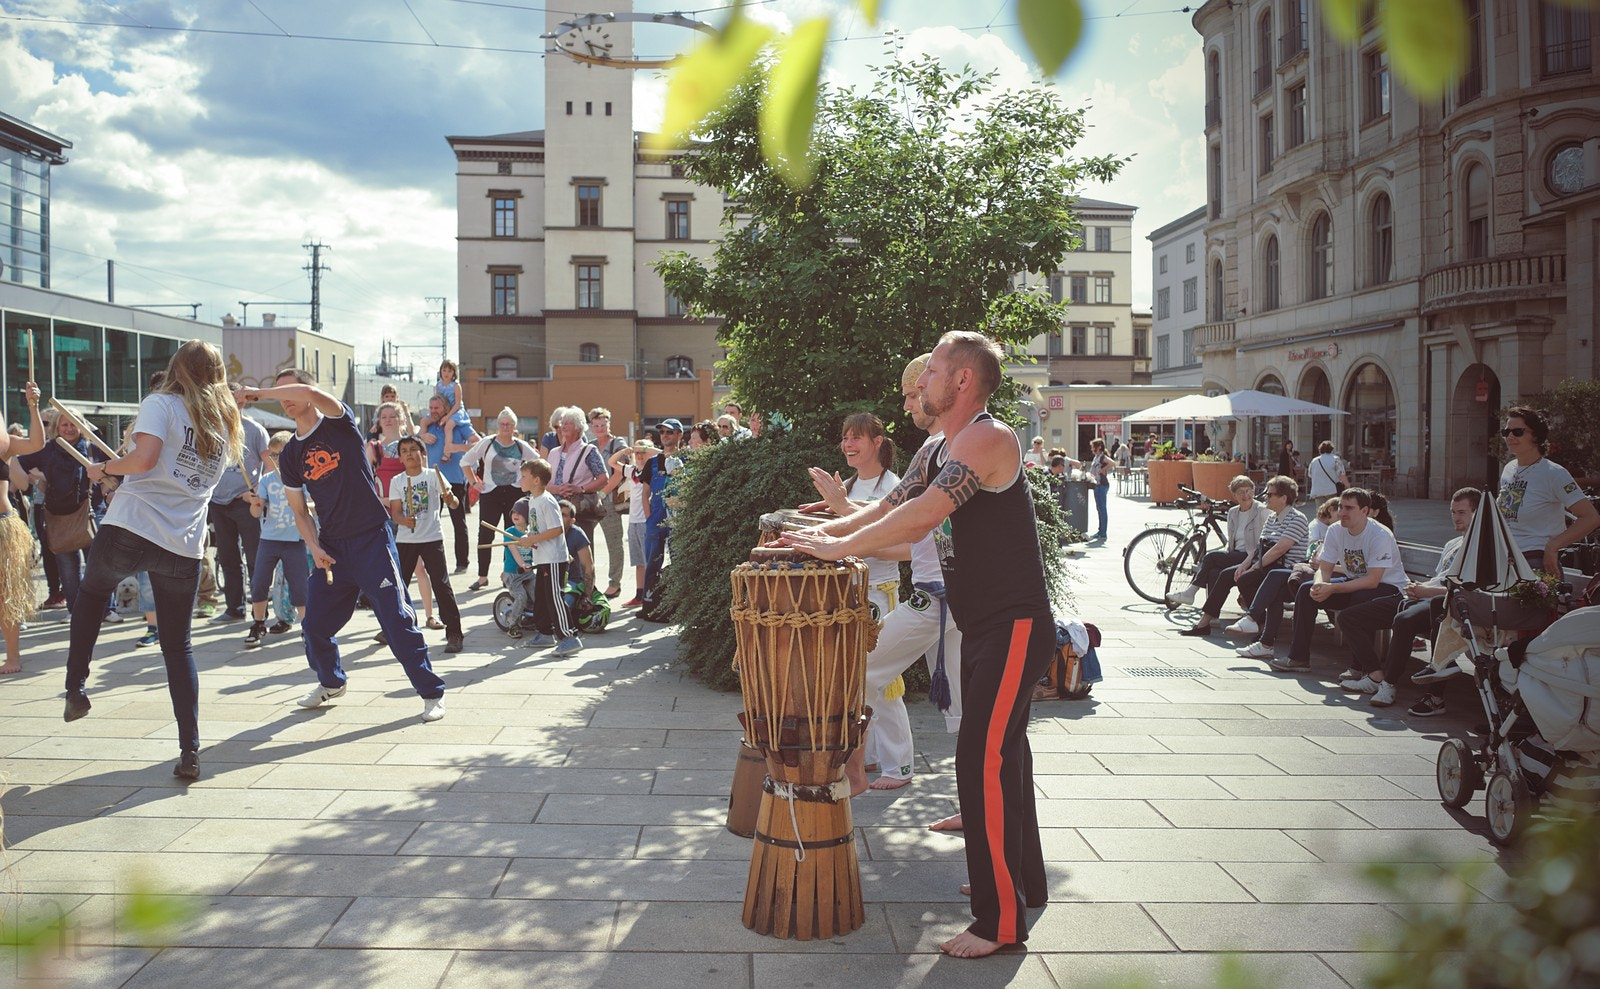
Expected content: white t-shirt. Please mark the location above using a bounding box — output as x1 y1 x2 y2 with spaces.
528 490 569 566
388 469 446 544
1307 452 1346 498
1497 457 1585 555
104 393 228 559
628 461 649 523
1318 519 1408 589
1426 534 1467 587
849 470 901 587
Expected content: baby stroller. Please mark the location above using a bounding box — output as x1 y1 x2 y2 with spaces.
1434 583 1600 845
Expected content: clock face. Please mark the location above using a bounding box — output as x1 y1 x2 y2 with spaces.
556 22 615 61
544 12 715 69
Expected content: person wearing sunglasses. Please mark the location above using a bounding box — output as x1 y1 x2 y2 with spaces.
1496 406 1598 576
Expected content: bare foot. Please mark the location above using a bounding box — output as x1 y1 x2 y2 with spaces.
928 813 963 832
844 756 869 797
940 930 1009 959
0 661 19 675
869 775 911 790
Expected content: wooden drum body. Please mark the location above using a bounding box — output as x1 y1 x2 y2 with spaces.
731 548 876 940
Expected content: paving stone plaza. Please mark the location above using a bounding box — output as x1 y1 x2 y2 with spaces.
1 489 1510 988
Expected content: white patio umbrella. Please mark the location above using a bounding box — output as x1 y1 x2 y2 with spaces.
1120 393 1229 423
1206 389 1348 418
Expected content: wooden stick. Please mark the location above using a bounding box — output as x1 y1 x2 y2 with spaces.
26 326 35 391
49 399 120 460
54 435 96 468
480 520 516 538
478 540 519 549
324 567 334 585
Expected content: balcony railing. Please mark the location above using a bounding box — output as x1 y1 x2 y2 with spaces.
1279 28 1307 64
1253 65 1273 96
1193 320 1237 355
1422 253 1566 313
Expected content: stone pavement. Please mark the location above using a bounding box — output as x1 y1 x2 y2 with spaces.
1 491 1512 988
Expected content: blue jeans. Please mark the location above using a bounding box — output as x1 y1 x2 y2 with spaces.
1091 483 1109 538
1288 581 1401 664
1247 568 1298 645
65 524 203 751
642 517 670 607
56 548 84 611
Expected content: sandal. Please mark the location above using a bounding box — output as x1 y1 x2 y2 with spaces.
425 617 445 630
604 585 622 599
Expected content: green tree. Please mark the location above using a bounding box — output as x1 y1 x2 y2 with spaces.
657 45 1125 460
1522 378 1600 479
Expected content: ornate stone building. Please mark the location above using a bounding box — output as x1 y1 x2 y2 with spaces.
1192 0 1597 496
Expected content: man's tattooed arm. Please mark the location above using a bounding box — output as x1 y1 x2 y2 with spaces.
884 443 935 509
930 458 982 511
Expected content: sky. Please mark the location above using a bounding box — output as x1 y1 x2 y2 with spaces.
1 0 1207 369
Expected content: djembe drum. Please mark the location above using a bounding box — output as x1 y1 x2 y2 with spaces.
731 542 876 940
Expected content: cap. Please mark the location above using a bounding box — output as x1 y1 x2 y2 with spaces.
655 418 685 432
902 353 932 392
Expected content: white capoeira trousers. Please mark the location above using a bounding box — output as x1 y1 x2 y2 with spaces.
861 583 963 780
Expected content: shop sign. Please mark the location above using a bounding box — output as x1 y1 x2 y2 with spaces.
1475 379 1490 403
1287 342 1340 362
1077 414 1123 424
1047 395 1064 410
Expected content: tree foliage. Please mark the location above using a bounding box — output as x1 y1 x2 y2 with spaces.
1519 378 1600 479
656 46 1124 462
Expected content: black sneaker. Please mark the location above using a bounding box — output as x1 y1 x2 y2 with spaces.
444 633 464 654
174 750 200 780
453 564 468 574
244 621 267 648
268 620 294 635
216 607 248 622
1407 695 1446 717
64 691 91 722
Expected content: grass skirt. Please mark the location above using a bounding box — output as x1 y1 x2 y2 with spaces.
0 511 38 628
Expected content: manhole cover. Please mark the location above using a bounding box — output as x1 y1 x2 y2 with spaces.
1121 667 1210 678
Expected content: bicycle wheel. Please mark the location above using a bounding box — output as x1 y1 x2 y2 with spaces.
1124 526 1188 604
1164 535 1207 606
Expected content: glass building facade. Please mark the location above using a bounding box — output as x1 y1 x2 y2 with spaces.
0 112 70 290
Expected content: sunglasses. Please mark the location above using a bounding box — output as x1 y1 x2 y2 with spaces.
1500 427 1528 438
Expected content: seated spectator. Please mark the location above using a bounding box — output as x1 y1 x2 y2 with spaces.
1181 475 1302 637
1168 475 1265 617
1243 488 1406 672
1336 488 1480 709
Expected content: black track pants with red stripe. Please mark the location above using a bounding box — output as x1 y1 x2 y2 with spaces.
955 614 1054 944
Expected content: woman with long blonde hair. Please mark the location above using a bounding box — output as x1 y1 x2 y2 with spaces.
65 340 243 781
0 379 47 674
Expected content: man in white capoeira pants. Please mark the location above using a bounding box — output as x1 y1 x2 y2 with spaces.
810 353 964 799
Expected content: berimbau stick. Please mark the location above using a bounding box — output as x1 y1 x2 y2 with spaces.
49 399 120 460
54 436 96 468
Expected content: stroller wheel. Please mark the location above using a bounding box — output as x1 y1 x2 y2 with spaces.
492 591 519 632
1485 771 1532 846
1435 738 1479 809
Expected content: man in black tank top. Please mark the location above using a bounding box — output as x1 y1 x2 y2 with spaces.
783 331 1054 958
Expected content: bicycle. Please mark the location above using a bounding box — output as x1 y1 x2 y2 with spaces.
1122 484 1233 605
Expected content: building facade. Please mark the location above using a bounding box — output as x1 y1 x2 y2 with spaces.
1 111 71 291
1148 205 1209 389
445 0 721 437
1193 0 1598 496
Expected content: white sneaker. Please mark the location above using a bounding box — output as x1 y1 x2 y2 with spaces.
1165 584 1199 606
421 697 446 723
296 683 346 708
1341 675 1380 694
1237 641 1275 659
1224 616 1260 636
1371 682 1397 707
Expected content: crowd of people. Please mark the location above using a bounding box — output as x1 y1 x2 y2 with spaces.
1160 404 1597 714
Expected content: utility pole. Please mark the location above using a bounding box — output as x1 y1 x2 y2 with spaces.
424 297 448 359
303 241 330 334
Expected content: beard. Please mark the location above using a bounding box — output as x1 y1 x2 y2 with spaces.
919 380 956 419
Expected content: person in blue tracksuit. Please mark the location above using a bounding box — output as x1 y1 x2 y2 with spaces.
235 369 446 723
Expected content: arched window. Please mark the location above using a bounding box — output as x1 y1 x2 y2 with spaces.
1255 11 1274 94
1464 163 1490 258
1253 374 1289 472
1262 235 1281 311
665 355 694 378
579 343 600 363
1367 194 1393 286
1210 259 1225 322
491 355 519 378
1206 51 1222 127
1308 212 1334 300
1344 362 1396 468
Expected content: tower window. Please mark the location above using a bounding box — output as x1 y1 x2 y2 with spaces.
585 101 593 116
605 102 613 116
565 101 573 115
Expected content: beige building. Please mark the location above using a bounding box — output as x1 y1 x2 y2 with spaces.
444 0 721 437
1192 0 1598 496
1148 205 1209 388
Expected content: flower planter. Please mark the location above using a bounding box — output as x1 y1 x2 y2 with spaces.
1147 459 1193 506
1191 461 1242 501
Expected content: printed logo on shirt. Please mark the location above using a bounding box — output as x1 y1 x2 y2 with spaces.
1564 481 1579 495
1342 548 1369 576
1497 482 1525 522
304 449 341 481
933 518 955 573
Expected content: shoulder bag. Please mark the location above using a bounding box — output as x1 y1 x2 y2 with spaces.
565 443 606 522
45 498 95 555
